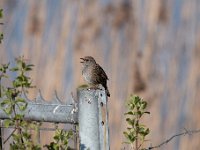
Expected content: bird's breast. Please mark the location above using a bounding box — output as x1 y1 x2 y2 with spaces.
82 66 93 84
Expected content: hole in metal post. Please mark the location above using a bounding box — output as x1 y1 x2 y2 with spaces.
100 102 103 107
100 93 103 97
101 121 104 126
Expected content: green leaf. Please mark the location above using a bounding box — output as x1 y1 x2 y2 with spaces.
24 67 32 71
0 63 9 73
53 144 59 150
126 118 135 126
27 64 34 67
123 131 129 138
22 131 31 139
67 130 73 137
53 135 60 141
127 127 132 131
0 99 13 115
144 111 150 114
128 103 135 110
10 67 19 72
141 101 147 109
15 98 26 103
21 61 26 68
13 80 21 87
32 145 41 150
15 98 27 111
17 102 27 111
138 127 150 137
14 114 24 120
64 140 69 146
124 111 133 115
4 88 19 99
0 9 3 18
12 133 21 142
0 99 11 107
4 106 12 114
128 134 136 142
144 128 150 136
0 33 3 44
24 64 34 71
4 119 14 127
137 110 142 117
133 96 140 105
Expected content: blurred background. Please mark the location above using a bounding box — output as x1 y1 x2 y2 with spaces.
1 0 200 149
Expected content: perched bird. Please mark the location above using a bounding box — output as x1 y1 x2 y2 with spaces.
80 56 110 97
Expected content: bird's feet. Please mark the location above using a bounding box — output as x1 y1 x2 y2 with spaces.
87 86 101 91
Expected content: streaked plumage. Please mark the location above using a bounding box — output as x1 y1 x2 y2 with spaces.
80 56 110 97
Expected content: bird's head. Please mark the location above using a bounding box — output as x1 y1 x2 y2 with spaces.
80 56 96 66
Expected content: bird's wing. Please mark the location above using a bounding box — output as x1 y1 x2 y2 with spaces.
93 64 109 81
100 67 109 80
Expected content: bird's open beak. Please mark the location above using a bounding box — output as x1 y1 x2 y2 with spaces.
80 58 85 63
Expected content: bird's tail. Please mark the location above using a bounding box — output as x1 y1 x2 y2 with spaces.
102 83 110 97
105 86 110 97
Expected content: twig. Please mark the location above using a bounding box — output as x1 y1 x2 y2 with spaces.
137 140 144 150
145 129 200 150
4 128 17 144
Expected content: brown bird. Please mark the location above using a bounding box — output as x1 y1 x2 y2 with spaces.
80 56 110 97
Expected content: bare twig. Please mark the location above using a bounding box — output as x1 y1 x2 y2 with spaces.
145 129 200 150
3 128 17 144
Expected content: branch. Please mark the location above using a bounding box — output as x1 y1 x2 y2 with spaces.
145 128 200 150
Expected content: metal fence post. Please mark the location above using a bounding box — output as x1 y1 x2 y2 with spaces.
78 88 110 150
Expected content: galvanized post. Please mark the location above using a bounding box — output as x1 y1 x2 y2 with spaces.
78 88 110 150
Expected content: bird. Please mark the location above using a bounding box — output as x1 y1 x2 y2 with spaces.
80 56 110 97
